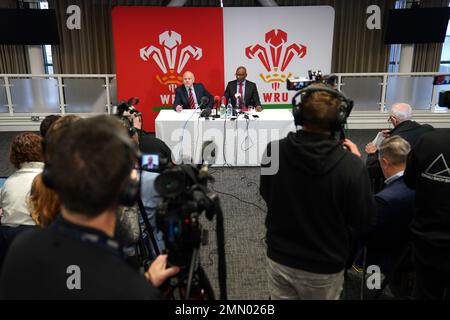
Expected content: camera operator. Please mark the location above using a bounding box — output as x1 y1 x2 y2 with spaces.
260 85 375 300
114 99 172 160
0 116 179 299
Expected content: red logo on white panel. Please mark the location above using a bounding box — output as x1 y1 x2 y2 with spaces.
246 29 307 92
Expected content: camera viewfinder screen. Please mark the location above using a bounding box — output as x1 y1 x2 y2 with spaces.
141 154 160 172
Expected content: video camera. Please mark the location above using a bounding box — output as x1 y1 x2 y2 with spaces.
113 97 141 116
287 70 338 91
139 154 227 299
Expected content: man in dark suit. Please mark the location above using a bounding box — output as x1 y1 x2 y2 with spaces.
364 103 433 192
173 71 213 112
224 66 262 112
362 136 415 274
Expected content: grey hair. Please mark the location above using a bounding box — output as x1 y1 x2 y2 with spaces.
379 135 411 166
390 103 412 122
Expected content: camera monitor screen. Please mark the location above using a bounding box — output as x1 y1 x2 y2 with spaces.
286 78 312 91
141 154 160 172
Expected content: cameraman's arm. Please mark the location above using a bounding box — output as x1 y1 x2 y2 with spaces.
145 254 180 288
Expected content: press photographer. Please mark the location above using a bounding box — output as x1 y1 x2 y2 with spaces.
113 97 173 160
0 116 179 299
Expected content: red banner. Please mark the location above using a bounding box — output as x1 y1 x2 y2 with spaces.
112 7 225 132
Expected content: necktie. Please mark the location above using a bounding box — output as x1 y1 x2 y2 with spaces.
238 82 243 107
188 88 195 109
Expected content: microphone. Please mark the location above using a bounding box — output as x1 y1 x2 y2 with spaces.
200 107 212 118
234 93 242 116
214 96 220 108
198 96 210 110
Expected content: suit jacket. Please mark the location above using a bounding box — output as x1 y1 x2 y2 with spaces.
366 120 434 192
173 83 213 110
224 80 261 108
365 176 415 272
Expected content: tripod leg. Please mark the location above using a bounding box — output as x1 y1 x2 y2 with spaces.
186 248 199 299
137 198 161 257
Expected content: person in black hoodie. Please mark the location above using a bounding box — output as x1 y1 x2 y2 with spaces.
403 129 450 299
260 87 375 300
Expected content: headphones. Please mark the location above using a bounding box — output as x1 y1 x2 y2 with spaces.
291 86 354 130
42 122 141 208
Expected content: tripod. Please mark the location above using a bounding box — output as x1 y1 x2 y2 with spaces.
136 196 225 300
136 197 161 268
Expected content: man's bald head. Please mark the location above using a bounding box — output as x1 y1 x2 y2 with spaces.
390 103 412 125
182 71 195 87
235 66 247 83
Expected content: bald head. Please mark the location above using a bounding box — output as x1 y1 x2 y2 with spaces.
390 103 412 124
235 66 247 83
182 71 195 88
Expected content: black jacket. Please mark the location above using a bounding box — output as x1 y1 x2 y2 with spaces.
173 83 213 110
224 79 261 108
404 129 450 265
0 217 161 299
366 120 434 190
260 131 375 274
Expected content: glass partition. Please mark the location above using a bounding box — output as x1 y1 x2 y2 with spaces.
10 78 60 113
341 77 382 110
64 78 107 113
386 76 434 110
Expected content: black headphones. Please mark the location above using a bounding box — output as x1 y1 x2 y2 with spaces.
291 86 354 130
42 123 141 208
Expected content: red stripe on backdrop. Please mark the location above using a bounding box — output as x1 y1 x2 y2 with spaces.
112 7 225 132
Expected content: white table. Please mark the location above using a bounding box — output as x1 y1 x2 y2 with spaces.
155 109 296 166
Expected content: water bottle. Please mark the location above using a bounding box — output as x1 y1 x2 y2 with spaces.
226 102 233 118
220 100 226 118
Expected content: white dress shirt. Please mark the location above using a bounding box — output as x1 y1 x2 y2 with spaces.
0 162 44 226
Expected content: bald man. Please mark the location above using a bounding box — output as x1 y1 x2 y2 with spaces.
173 71 213 112
365 102 433 191
224 66 262 112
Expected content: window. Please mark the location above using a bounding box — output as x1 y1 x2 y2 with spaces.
439 22 450 72
387 0 406 73
39 1 54 74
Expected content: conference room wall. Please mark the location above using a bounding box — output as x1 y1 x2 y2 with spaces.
1 1 446 75
44 0 397 75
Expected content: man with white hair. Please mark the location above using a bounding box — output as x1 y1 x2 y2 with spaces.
365 103 433 191
173 71 213 112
